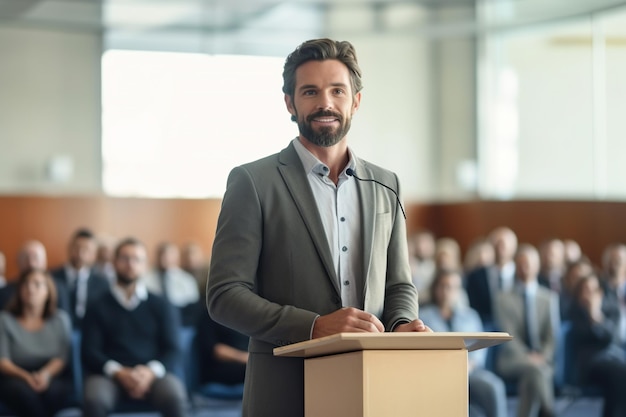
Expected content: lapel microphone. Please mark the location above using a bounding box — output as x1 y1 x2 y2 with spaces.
346 168 407 220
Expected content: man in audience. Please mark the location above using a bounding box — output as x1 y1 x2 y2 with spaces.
180 242 209 298
50 228 110 328
466 226 518 328
599 243 626 345
81 237 187 417
93 236 117 285
0 240 48 309
494 244 559 417
143 242 200 326
537 238 566 293
408 230 436 304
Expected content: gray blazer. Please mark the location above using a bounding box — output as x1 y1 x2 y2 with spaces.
494 285 559 376
206 142 418 417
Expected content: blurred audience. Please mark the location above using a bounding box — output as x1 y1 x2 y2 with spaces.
494 244 559 417
570 274 626 417
81 237 187 417
93 236 117 286
563 239 583 266
0 269 73 417
0 240 48 310
144 242 200 326
420 269 507 417
463 238 496 276
598 243 626 346
408 230 437 305
434 237 462 271
559 258 595 320
537 238 566 293
50 228 110 328
466 227 518 327
195 309 248 387
180 242 209 298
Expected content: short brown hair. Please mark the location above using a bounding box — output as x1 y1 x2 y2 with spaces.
282 38 363 98
6 269 57 319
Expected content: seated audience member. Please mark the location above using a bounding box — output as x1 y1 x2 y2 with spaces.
81 237 187 417
570 274 626 417
537 238 566 293
559 258 595 321
93 236 117 286
420 269 507 417
463 237 495 276
466 227 518 328
0 240 48 310
143 242 200 326
51 228 110 328
407 230 436 305
195 309 248 386
563 239 582 266
494 244 559 417
0 250 6 287
599 243 626 330
434 237 462 271
180 242 209 297
0 269 73 417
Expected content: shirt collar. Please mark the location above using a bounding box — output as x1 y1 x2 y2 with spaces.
292 138 356 179
517 279 538 295
111 280 148 310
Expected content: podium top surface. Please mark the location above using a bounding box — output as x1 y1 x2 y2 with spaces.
274 332 512 358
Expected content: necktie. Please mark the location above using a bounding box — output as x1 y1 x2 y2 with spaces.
160 271 170 302
524 290 540 351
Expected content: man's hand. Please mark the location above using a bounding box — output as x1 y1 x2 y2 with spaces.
128 365 156 399
313 307 385 339
114 367 139 394
393 319 432 333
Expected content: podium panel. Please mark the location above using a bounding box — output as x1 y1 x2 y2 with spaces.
305 349 468 417
275 332 511 417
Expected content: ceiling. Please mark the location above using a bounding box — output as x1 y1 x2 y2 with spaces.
1 0 626 53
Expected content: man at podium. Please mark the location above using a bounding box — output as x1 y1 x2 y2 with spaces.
206 38 431 417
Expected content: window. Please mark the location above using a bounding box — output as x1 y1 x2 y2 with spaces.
102 50 295 198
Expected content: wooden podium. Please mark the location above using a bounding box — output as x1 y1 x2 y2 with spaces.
274 332 512 417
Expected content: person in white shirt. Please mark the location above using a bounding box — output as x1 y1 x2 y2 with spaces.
143 242 200 326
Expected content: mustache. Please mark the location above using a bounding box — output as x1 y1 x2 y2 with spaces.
306 110 343 123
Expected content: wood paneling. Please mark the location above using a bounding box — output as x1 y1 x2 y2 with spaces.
1 196 624 279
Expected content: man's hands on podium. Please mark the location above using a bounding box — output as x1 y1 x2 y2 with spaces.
312 307 384 339
393 319 433 333
312 307 432 339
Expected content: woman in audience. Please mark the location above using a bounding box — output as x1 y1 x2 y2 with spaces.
420 269 507 417
570 274 626 417
0 269 73 417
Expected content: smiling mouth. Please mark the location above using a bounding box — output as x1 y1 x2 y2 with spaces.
313 117 338 124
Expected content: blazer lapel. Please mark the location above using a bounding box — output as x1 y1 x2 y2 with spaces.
354 159 375 309
277 143 340 294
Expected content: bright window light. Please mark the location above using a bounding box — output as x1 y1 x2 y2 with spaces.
102 50 296 198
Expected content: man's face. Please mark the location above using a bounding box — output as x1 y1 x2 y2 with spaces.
114 244 147 285
285 59 361 147
515 250 540 283
18 242 47 273
69 237 96 269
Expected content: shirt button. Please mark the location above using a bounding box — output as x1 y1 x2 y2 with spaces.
323 166 329 172
340 217 346 222
342 246 348 252
343 280 350 286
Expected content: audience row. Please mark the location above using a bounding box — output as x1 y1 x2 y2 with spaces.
0 231 247 417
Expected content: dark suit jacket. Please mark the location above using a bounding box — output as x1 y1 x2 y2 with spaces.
50 266 110 328
206 142 418 417
466 265 499 327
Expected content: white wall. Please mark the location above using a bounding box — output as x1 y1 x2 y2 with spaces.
0 26 102 193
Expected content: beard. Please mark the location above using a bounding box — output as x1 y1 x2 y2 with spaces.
296 110 352 147
116 272 137 287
